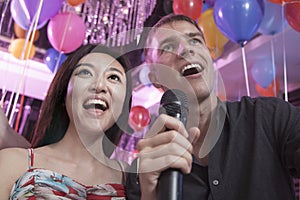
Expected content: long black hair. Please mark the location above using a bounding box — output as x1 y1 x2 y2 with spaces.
31 44 132 157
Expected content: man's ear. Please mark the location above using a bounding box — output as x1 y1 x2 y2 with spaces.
148 71 162 89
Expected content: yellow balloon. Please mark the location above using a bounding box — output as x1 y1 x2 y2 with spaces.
8 38 36 60
198 8 229 59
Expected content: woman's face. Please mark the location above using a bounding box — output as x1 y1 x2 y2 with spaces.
65 52 127 136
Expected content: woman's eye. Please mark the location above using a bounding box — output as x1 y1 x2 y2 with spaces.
108 74 121 82
75 69 92 77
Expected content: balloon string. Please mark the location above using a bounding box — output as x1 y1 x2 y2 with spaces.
282 2 288 102
0 90 7 109
8 0 44 126
54 51 63 74
241 46 250 96
58 12 72 53
214 64 219 96
270 38 277 96
6 90 14 121
0 0 10 34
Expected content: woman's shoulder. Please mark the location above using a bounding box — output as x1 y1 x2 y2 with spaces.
0 148 29 198
0 147 28 160
0 147 29 173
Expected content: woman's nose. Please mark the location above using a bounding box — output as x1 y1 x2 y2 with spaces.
89 79 108 93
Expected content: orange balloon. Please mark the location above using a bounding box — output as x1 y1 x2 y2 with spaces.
198 8 229 59
8 38 36 60
217 93 227 101
255 77 280 97
67 0 86 6
14 23 40 42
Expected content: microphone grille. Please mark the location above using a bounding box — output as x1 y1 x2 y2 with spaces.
160 89 188 108
159 89 189 125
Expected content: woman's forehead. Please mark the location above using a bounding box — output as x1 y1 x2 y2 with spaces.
78 52 125 71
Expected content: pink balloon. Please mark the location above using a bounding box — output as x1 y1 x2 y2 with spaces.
47 12 86 53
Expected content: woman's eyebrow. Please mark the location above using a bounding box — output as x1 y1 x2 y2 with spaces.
108 67 125 75
75 63 95 68
75 63 124 75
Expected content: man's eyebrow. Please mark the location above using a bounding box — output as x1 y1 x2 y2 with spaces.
159 32 204 46
186 32 204 38
159 36 178 46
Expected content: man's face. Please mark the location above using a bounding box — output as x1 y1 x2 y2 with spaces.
146 20 215 102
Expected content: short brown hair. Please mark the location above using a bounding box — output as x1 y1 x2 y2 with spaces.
144 14 205 62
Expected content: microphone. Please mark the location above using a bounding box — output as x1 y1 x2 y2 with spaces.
157 89 189 200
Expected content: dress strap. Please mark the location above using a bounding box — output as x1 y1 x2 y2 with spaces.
27 148 34 169
117 160 126 185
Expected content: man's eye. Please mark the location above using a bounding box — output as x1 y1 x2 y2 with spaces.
162 44 174 52
190 38 201 45
108 74 121 82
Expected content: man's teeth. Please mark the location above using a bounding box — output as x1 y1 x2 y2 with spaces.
181 64 204 76
84 99 107 110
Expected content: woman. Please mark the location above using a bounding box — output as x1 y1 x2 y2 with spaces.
0 44 132 199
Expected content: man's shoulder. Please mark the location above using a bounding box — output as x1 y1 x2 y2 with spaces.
225 96 287 108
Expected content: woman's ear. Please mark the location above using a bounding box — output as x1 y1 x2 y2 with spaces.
148 70 162 89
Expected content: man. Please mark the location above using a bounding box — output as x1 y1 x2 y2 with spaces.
126 14 300 200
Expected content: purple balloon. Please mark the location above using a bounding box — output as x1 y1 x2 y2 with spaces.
214 0 264 46
10 0 63 30
205 0 216 7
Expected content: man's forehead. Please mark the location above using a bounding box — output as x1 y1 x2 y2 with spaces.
147 23 202 44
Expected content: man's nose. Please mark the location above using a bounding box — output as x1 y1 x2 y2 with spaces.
178 43 195 58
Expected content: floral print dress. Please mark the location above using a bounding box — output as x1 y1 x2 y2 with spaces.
9 148 126 200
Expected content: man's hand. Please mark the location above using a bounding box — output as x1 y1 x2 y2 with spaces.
137 114 200 200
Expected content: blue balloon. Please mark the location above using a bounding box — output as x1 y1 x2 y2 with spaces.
213 0 264 46
43 48 67 73
202 3 211 13
258 0 288 35
251 58 276 88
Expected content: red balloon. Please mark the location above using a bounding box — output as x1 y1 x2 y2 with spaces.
268 0 294 4
255 77 280 97
173 0 203 20
285 1 300 32
129 106 150 131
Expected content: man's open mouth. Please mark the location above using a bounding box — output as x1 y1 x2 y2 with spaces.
181 63 204 76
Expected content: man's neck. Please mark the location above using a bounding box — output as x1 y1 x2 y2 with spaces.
192 95 225 165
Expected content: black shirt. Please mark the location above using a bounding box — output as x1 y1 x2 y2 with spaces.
126 97 300 200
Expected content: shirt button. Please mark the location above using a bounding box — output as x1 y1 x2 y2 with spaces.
212 179 219 186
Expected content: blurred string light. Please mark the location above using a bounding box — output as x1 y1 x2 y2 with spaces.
76 0 157 47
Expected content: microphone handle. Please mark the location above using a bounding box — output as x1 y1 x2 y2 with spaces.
157 168 183 200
